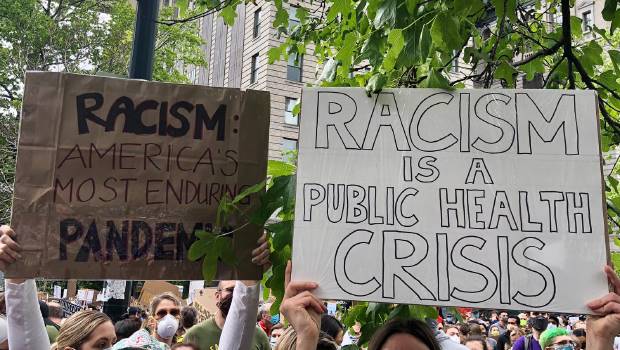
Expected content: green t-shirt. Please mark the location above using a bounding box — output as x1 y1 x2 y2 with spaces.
184 318 270 350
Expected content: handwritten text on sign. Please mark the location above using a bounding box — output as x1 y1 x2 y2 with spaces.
292 88 607 313
10 72 269 280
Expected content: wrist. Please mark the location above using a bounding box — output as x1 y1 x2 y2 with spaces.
586 337 613 350
296 328 319 350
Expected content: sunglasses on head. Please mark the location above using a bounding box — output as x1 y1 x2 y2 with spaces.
156 308 180 318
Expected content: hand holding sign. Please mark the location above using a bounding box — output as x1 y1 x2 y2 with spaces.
0 226 23 284
586 266 620 349
280 261 325 350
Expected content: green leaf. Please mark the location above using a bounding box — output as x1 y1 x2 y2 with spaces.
336 32 358 73
570 17 583 39
610 50 620 75
202 247 219 282
189 236 213 261
383 29 404 71
430 12 461 51
408 305 439 320
421 68 451 89
220 5 237 26
494 60 518 87
604 0 618 21
358 31 385 67
366 73 387 95
406 0 418 14
233 180 266 204
327 0 351 22
273 7 289 29
521 58 545 81
215 236 236 266
267 220 294 250
195 230 214 240
292 100 301 116
295 7 309 23
268 46 284 64
490 0 516 21
268 160 296 177
373 0 397 28
176 0 189 16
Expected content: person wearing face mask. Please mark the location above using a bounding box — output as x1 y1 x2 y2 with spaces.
270 328 285 348
512 315 549 350
184 280 270 350
258 304 278 337
445 325 461 344
426 319 469 350
111 292 181 350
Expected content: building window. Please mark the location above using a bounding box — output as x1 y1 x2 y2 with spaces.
288 6 300 31
284 97 298 125
253 8 261 39
548 12 556 25
582 10 592 32
250 53 259 84
287 53 303 82
282 138 298 162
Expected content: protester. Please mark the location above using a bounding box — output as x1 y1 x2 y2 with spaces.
181 306 199 331
185 233 271 350
465 336 488 350
341 322 361 346
572 329 586 350
52 310 116 350
444 325 461 343
270 327 285 348
368 318 441 350
428 319 469 350
114 318 142 341
47 302 64 328
40 300 60 343
512 314 548 350
538 328 573 349
320 314 344 345
258 303 279 337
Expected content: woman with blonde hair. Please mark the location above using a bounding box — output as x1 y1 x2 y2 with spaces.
51 310 116 350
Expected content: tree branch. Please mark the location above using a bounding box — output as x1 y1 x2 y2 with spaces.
561 0 575 89
512 39 564 66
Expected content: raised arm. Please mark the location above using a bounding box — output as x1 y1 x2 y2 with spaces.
0 225 51 349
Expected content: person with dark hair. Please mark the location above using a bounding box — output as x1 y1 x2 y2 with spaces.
320 314 344 345
460 323 471 344
465 336 489 350
39 300 60 343
181 306 199 330
368 318 442 350
47 302 64 326
427 318 469 350
114 318 142 341
512 314 548 350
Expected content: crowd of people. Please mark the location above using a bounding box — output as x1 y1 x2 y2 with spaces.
1 223 620 350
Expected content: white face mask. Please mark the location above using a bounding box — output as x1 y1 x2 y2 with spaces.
157 314 179 339
270 336 278 348
449 335 461 343
547 323 557 330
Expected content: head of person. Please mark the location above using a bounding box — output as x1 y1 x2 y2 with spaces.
368 318 441 350
48 302 64 323
459 323 471 343
529 315 549 333
181 306 198 330
539 328 574 350
258 303 278 326
215 280 235 318
468 322 483 336
274 327 338 350
126 306 142 321
506 317 518 331
445 325 460 343
171 344 200 350
464 336 488 350
149 292 182 341
547 316 559 329
510 328 523 343
270 327 285 348
320 314 344 345
114 318 141 341
489 325 501 338
51 310 115 350
499 312 508 324
572 329 586 349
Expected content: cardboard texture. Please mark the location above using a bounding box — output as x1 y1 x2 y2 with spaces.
9 72 270 280
137 280 181 309
293 88 609 313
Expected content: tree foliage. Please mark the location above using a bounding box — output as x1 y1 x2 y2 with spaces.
0 0 207 222
171 0 620 344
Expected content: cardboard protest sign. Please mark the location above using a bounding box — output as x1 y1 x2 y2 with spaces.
137 280 181 309
292 88 608 313
60 299 85 317
9 72 269 280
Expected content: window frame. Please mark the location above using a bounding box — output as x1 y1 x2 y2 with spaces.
284 97 299 126
253 8 261 39
287 53 303 82
250 53 259 84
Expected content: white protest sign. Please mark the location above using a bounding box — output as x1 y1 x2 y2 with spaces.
86 290 95 303
53 285 62 299
292 88 609 313
63 289 67 299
